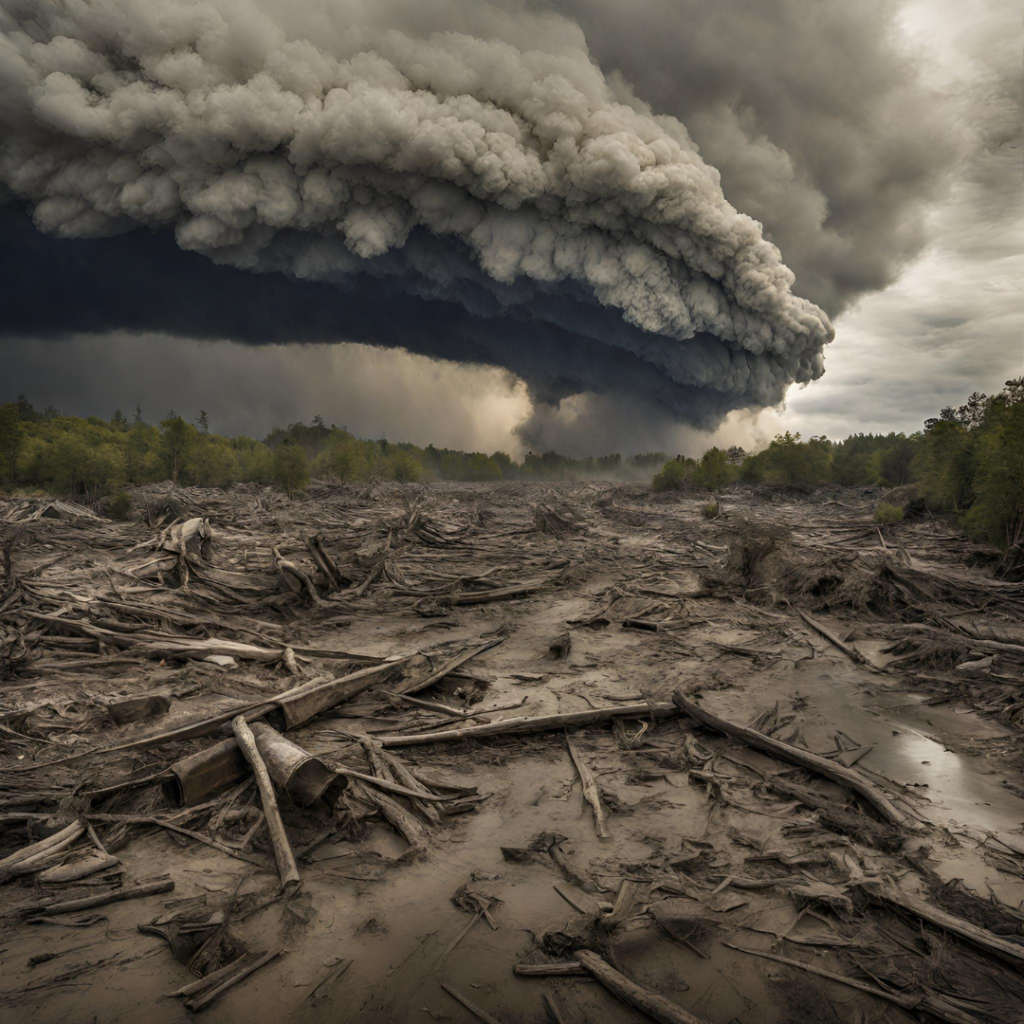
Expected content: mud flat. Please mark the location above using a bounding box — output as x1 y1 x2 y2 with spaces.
2 481 1024 1023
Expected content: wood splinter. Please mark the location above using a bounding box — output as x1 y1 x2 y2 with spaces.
566 731 610 839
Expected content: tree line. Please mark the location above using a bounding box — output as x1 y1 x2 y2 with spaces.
2 380 1020 552
653 379 1024 550
0 396 667 501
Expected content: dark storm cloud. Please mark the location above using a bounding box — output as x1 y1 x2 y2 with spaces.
0 0 839 434
543 0 952 316
0 0 985 450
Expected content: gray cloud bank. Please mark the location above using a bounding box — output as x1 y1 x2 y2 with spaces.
0 0 949 441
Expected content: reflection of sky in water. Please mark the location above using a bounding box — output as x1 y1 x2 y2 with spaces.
863 728 1020 836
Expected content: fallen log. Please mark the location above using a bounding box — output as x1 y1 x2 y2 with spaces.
0 821 85 882
860 882 1024 970
671 692 907 827
513 961 588 977
249 723 342 805
27 879 175 917
574 949 711 1024
37 853 120 884
376 703 678 748
232 716 301 895
15 657 415 774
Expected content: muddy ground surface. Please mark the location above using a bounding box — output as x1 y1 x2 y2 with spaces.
2 482 1024 1024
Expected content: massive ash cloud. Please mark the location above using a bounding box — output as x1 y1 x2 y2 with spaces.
0 0 943 435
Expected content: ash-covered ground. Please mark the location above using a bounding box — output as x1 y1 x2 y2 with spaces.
2 482 1024 1024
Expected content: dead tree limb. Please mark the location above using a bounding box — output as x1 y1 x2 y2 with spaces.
671 692 907 827
574 949 711 1024
796 610 883 673
859 882 1024 970
27 879 175 917
377 703 678 748
232 716 301 895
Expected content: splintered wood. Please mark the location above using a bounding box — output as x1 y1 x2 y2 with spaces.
2 481 1024 1024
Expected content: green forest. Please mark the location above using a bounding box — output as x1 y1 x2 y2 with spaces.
1 379 1021 552
0 395 666 498
654 378 1024 550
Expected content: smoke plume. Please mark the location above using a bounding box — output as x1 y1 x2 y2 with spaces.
0 0 942 435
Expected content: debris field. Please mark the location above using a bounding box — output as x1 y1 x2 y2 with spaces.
2 482 1024 1024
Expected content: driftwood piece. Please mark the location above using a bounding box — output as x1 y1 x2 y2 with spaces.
349 780 429 856
574 949 711 1024
672 692 907 827
600 879 640 930
375 745 442 826
37 853 121 884
723 943 918 1009
170 951 262 997
333 767 451 802
273 545 326 606
513 961 588 976
378 703 678 748
796 610 883 673
565 733 610 839
184 949 282 1013
762 775 903 849
448 582 545 605
394 637 505 696
83 812 266 865
302 532 347 590
544 992 570 1024
0 821 85 882
860 882 1024 970
440 982 503 1024
28 879 175 917
231 716 301 895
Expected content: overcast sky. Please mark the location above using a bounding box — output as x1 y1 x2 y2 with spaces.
0 0 1019 457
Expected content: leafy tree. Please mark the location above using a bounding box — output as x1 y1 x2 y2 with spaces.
693 447 730 492
273 440 310 497
234 437 274 482
323 436 370 481
160 416 197 485
962 385 1024 547
652 458 694 492
0 403 23 485
386 449 422 483
195 409 210 434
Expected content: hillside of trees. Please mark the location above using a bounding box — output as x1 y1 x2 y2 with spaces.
653 379 1024 552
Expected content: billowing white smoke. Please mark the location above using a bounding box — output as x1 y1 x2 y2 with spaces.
0 0 833 426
